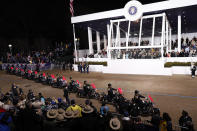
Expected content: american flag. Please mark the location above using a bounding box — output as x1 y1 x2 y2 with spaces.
70 0 74 16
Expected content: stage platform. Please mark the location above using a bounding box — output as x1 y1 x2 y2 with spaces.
74 57 197 76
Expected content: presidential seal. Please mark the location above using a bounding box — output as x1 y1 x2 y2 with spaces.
128 6 137 15
124 1 143 21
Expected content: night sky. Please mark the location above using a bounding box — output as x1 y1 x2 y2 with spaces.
0 0 164 50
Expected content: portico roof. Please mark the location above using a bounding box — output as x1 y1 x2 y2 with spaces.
71 0 197 36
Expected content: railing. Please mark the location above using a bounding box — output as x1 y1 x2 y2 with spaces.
165 57 197 62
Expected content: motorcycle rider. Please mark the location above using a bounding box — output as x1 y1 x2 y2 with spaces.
69 76 75 85
68 76 75 90
107 83 117 102
83 81 90 97
133 90 145 109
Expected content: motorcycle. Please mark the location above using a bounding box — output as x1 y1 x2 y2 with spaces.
20 69 25 77
46 74 56 86
100 89 122 104
14 67 21 76
10 66 15 74
68 80 80 93
15 67 21 76
38 73 47 83
130 97 154 116
31 71 39 80
53 76 67 89
87 87 100 99
25 70 32 80
100 92 108 102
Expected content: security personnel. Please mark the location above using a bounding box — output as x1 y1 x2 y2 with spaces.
191 62 196 78
80 63 83 73
86 63 89 73
82 62 86 73
63 86 70 105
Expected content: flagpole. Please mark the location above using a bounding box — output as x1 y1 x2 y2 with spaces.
73 24 77 64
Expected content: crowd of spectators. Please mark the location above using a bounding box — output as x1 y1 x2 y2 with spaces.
111 48 161 59
0 81 195 131
86 49 107 58
85 37 197 59
1 43 73 64
169 37 197 57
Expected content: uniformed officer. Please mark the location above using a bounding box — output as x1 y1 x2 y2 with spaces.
63 86 70 105
191 62 196 78
86 63 89 73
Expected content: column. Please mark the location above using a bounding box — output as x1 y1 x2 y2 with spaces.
178 15 181 52
104 35 107 50
151 17 155 46
115 22 120 47
88 27 93 54
169 28 172 52
96 31 101 53
107 22 113 59
166 19 169 53
118 24 121 48
161 13 165 59
139 18 143 46
72 24 77 63
112 24 114 47
126 32 128 48
107 24 110 48
126 21 131 48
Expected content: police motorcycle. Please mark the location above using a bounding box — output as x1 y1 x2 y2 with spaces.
130 96 154 116
19 68 25 77
46 74 56 86
38 72 47 83
76 82 100 99
31 71 39 80
87 85 100 100
100 89 121 104
10 66 15 74
15 67 21 76
68 80 80 93
100 92 108 103
6 64 14 74
25 69 33 80
53 76 67 89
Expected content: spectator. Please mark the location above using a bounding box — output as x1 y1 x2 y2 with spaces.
150 108 161 131
66 99 82 118
81 101 94 117
0 112 12 131
163 112 172 131
100 102 109 117
179 110 194 131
